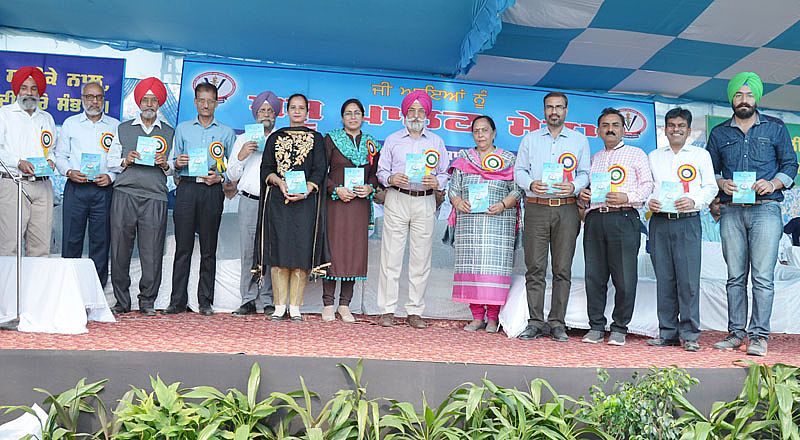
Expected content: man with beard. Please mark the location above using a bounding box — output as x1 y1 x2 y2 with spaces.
165 82 235 316
645 108 717 352
578 107 653 346
376 91 448 329
707 72 798 356
55 82 120 286
0 66 57 256
106 77 173 315
227 90 281 316
514 92 590 342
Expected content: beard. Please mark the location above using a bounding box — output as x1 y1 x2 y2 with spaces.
404 117 425 132
85 107 102 117
547 115 564 128
140 109 157 120
260 118 275 132
18 95 38 111
733 103 756 119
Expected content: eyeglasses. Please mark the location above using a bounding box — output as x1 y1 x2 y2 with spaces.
545 105 566 112
406 108 426 117
343 111 363 118
257 108 275 116
139 97 160 106
81 94 104 101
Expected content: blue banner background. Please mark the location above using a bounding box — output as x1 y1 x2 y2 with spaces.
178 60 657 157
0 50 125 125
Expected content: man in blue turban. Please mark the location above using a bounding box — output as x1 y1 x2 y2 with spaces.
706 72 798 356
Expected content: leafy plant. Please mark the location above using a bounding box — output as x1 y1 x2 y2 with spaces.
113 376 200 439
0 378 108 440
586 367 697 440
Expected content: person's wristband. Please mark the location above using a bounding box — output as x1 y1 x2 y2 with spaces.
768 180 776 193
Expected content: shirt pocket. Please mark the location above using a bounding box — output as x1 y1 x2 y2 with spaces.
751 136 776 164
718 139 739 165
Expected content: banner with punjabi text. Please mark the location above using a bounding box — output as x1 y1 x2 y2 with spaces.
0 50 125 125
178 60 657 159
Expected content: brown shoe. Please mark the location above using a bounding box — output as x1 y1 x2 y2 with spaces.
407 314 428 329
378 313 394 327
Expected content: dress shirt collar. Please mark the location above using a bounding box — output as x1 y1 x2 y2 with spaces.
400 127 428 139
192 117 219 128
728 111 764 129
658 143 693 154
602 141 625 151
540 126 570 139
78 112 111 124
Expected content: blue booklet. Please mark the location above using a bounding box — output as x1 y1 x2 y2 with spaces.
468 183 490 213
591 172 611 204
27 157 53 176
244 123 266 151
344 167 364 190
187 146 208 177
542 162 563 194
732 171 756 204
659 181 683 213
285 170 307 194
80 153 101 181
135 136 157 166
405 153 426 183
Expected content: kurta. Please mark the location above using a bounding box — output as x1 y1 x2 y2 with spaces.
324 132 380 280
447 148 523 305
254 126 328 273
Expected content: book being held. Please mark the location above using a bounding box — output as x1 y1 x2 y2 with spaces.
590 172 611 204
468 182 490 213
285 170 308 195
135 136 157 166
80 153 101 181
344 167 364 191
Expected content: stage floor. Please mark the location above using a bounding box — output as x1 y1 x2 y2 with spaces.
2 312 800 368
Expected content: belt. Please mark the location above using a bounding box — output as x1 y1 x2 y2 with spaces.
526 196 576 207
595 206 636 213
653 211 699 220
240 191 259 201
393 186 433 197
723 200 777 207
1 172 49 182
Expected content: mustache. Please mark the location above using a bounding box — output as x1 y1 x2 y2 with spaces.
605 131 617 136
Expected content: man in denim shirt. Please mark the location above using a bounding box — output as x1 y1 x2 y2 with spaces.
707 72 799 356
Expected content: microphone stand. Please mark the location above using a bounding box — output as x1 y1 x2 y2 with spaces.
0 158 32 331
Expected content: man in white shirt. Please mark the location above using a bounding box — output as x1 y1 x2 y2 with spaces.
0 66 57 257
55 82 120 286
227 90 281 316
645 107 718 352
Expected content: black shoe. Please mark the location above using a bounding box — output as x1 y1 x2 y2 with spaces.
519 324 544 340
232 301 256 316
550 326 569 342
647 338 681 347
139 307 156 316
161 306 185 315
110 304 129 315
263 304 276 315
199 306 214 316
683 340 701 352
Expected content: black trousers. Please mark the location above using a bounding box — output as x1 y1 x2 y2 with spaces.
649 214 702 342
62 181 112 286
583 209 641 334
169 180 224 309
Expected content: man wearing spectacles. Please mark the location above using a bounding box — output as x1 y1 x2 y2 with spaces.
227 90 281 317
106 77 174 316
514 92 590 342
165 82 235 316
55 82 120 286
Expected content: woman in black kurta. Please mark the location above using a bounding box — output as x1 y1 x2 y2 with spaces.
255 93 328 322
322 99 381 323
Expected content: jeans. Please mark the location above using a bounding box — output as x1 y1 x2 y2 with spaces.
719 202 783 339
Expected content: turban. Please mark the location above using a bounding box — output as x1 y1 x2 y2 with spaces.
134 77 167 107
11 66 46 95
401 90 432 117
252 90 282 119
727 72 763 104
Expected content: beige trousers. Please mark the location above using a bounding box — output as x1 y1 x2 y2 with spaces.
377 189 435 315
0 178 53 256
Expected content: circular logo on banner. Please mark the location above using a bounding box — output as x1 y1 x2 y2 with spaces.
366 139 378 157
677 164 697 182
558 152 577 172
423 149 440 169
618 107 647 139
482 153 504 172
608 164 627 185
40 130 54 149
209 141 225 159
99 132 114 152
151 136 168 154
191 71 237 103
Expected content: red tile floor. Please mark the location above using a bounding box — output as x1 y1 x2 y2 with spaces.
2 312 799 368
